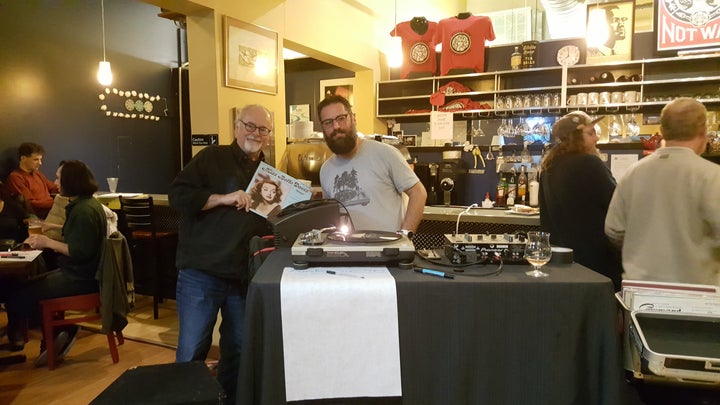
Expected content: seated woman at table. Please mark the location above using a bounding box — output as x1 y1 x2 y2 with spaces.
3 160 106 365
39 161 116 241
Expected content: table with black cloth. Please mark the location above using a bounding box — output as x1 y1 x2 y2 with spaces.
238 249 623 405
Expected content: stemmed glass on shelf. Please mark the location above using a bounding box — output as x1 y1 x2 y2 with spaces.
626 114 640 137
524 231 552 278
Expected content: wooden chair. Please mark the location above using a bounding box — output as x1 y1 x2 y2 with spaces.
119 195 177 319
39 293 123 370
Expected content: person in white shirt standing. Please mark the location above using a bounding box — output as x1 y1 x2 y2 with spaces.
605 97 720 285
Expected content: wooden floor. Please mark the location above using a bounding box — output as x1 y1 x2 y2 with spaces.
1 327 179 404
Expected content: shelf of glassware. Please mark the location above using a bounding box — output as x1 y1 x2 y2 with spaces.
377 67 564 119
376 55 720 121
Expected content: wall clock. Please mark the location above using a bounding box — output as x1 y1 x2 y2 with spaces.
556 45 580 67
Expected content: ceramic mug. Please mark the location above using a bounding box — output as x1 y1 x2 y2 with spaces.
623 91 638 103
588 92 599 105
567 95 577 106
577 92 588 105
611 92 623 104
600 92 611 105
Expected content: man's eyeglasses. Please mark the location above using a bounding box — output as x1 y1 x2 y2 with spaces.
320 113 351 129
239 119 272 137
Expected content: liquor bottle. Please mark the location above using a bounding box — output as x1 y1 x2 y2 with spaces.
511 46 522 70
495 149 505 173
528 170 540 208
496 173 507 207
507 167 517 207
517 165 527 205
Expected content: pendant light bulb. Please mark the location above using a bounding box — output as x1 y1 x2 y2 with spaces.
97 0 113 86
97 61 113 86
586 7 609 49
388 37 403 68
387 0 403 68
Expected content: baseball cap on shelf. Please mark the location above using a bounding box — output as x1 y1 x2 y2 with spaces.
552 111 604 141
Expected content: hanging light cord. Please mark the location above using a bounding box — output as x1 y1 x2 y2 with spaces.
101 0 107 61
393 0 398 36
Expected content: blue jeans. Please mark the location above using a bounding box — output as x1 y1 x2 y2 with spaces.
175 268 245 404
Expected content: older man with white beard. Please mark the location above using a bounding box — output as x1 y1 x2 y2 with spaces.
169 104 274 404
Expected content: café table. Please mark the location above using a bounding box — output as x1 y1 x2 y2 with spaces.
237 249 623 405
0 249 44 277
1 249 44 365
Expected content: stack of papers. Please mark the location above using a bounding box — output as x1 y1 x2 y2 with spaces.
621 280 720 315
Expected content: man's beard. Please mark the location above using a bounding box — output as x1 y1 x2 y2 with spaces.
240 136 264 155
324 128 358 155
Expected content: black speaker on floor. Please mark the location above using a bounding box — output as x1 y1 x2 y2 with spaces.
90 361 225 404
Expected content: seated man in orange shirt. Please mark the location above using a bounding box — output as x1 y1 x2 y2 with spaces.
5 142 58 219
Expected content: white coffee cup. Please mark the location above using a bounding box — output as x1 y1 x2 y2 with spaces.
611 92 623 104
567 95 577 106
623 91 638 104
577 93 588 105
600 92 611 105
588 92 599 105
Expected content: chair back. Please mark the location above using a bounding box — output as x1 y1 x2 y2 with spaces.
119 195 157 240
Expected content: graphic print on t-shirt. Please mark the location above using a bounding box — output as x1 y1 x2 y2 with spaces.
330 168 370 207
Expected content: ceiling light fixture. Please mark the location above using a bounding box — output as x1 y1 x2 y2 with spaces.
585 2 609 49
387 0 403 68
97 0 113 86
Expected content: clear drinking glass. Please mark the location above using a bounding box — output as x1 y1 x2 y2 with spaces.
107 177 119 193
626 114 640 137
524 231 552 277
608 116 622 138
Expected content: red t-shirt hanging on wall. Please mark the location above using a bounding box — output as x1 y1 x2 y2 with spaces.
389 19 438 79
433 15 495 76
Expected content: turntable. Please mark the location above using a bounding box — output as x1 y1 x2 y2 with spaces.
291 230 415 269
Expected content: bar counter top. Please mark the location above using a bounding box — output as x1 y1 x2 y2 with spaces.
423 205 540 226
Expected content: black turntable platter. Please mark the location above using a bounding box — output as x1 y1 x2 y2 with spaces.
326 230 401 243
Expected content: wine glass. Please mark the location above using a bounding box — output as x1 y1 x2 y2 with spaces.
524 231 552 277
626 114 640 137
608 115 622 138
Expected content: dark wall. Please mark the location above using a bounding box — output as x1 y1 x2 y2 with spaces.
285 58 354 133
0 0 180 194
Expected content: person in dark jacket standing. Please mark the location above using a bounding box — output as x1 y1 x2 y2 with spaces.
539 111 622 290
169 104 273 403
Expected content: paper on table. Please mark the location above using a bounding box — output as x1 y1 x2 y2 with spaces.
280 267 401 401
0 250 43 262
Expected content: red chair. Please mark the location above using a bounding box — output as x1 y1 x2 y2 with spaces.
39 293 123 370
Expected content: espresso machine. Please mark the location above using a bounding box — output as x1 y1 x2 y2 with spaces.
413 162 440 205
414 151 467 206
437 150 467 206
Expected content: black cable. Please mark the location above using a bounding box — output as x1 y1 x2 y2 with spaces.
414 251 504 277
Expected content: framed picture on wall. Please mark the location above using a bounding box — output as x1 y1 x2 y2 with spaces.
655 1 720 55
585 1 634 64
319 78 355 106
224 16 278 94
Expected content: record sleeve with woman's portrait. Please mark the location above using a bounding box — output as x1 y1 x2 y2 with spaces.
246 161 312 218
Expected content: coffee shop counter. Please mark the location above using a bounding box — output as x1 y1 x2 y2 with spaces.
415 206 540 250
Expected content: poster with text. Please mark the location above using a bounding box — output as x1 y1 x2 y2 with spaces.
246 161 312 218
656 0 720 53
